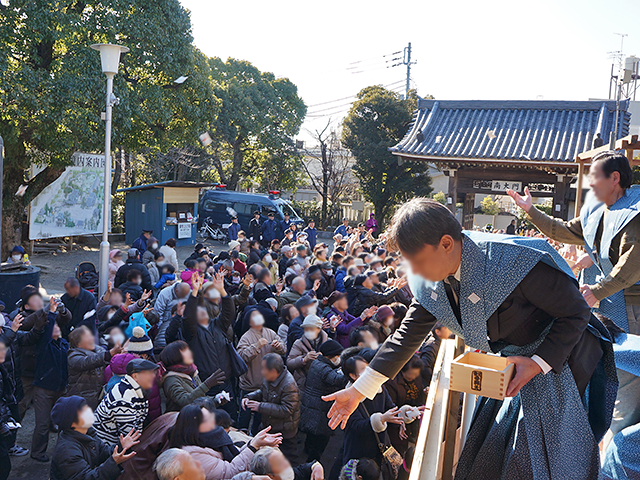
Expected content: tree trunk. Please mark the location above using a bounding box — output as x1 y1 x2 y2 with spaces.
320 143 328 228
111 148 122 195
228 138 244 190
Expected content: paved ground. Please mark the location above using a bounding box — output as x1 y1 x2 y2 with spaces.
10 237 342 479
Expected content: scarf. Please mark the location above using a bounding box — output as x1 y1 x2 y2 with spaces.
167 363 198 377
199 427 240 462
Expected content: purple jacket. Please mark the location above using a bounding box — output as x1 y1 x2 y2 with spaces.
327 307 364 348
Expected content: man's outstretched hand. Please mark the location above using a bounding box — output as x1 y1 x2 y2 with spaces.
322 385 366 430
506 186 533 213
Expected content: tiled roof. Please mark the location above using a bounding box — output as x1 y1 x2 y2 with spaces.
390 99 630 163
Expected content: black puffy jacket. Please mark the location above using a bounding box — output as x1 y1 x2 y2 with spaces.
299 356 346 436
50 429 121 480
349 285 398 317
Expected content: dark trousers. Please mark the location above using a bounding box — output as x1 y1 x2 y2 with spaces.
279 436 298 464
32 387 63 457
304 433 330 463
237 390 262 435
18 376 35 419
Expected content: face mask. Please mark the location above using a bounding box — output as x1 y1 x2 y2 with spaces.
264 255 273 263
11 255 21 262
106 311 116 321
304 330 318 341
207 289 221 300
79 408 96 428
293 265 302 273
251 314 265 327
324 270 333 276
0 316 5 328
232 277 241 284
111 333 125 346
151 243 159 250
384 317 394 327
368 340 379 350
331 357 341 366
307 305 317 317
135 278 142 285
279 466 295 480
375 266 383 272
156 261 165 267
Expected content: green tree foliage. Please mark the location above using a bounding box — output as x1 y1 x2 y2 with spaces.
480 195 501 215
341 86 432 226
205 58 307 190
0 0 217 252
431 191 447 205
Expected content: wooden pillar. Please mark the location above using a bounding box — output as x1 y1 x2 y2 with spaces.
447 170 458 216
441 337 466 480
552 175 568 220
574 161 584 218
463 193 475 230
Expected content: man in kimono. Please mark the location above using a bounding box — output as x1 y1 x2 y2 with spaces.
508 150 640 478
324 198 616 479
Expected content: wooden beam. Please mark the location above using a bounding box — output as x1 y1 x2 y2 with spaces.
577 134 640 162
441 337 466 480
575 161 585 218
394 152 580 170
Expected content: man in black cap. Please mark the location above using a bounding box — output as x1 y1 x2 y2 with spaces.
114 249 153 292
249 210 262 243
261 212 278 248
228 216 241 241
279 212 292 240
50 395 139 480
132 229 153 255
93 358 158 445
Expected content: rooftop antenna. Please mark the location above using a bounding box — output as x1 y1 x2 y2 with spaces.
608 33 627 99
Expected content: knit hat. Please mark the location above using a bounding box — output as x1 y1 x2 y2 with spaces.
127 326 153 354
320 339 344 358
326 291 346 306
229 240 240 250
109 249 122 260
340 459 360 480
308 265 321 275
126 358 159 375
301 314 323 329
20 285 41 307
354 274 368 287
281 245 292 253
377 305 394 320
51 395 86 432
295 296 317 310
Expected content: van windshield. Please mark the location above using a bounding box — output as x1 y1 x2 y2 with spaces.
278 201 300 219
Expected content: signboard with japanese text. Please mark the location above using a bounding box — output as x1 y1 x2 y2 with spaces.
177 222 191 239
491 180 521 192
29 152 107 240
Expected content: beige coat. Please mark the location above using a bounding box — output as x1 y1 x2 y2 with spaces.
286 330 328 392
237 327 285 391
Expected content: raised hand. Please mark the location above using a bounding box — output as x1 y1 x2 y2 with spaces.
211 272 225 295
507 186 533 212
204 368 226 388
140 289 152 302
323 386 366 430
313 279 321 291
251 426 283 448
49 296 58 313
243 274 254 288
119 429 141 451
110 342 124 358
124 293 133 308
112 445 136 465
10 314 24 332
275 280 285 295
381 406 404 425
191 272 203 294
361 306 378 320
311 463 325 480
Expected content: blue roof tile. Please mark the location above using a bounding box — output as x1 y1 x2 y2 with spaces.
391 99 630 163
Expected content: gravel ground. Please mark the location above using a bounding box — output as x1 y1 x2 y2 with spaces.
10 236 342 479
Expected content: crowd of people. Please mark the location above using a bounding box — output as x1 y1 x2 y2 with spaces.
0 214 440 480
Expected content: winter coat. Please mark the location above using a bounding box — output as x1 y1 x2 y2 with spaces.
66 345 111 410
0 363 17 429
50 429 121 480
158 245 178 271
182 294 235 381
109 260 124 284
16 306 71 379
104 353 161 424
303 226 317 250
228 222 241 241
299 356 346 436
348 285 398 317
33 311 69 392
161 371 209 413
239 238 251 256
236 303 279 339
147 263 160 286
119 411 178 480
62 288 98 336
114 259 153 292
279 220 292 239
0 322 44 400
94 374 148 445
182 444 254 480
335 267 347 293
261 219 278 243
341 387 396 470
327 307 363 348
142 246 158 267
247 249 261 267
154 283 184 325
245 369 300 439
237 327 285 392
248 218 261 242
418 333 441 385
118 282 144 302
287 331 328 392
132 234 149 254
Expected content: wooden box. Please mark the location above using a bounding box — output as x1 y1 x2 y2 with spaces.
450 352 515 400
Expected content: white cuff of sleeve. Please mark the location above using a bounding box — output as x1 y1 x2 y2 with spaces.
353 366 389 400
531 355 552 374
370 412 387 433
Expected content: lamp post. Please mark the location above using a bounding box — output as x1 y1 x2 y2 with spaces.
91 43 129 296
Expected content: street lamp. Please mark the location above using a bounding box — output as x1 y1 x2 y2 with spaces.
91 43 129 296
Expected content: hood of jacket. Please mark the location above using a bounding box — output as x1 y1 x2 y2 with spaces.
109 353 137 376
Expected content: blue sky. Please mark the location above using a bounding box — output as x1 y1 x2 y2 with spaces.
180 0 640 143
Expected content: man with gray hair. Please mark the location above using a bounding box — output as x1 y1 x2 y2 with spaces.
231 447 324 480
277 276 317 309
154 448 205 480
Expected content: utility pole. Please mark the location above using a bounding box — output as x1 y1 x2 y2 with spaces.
402 42 416 99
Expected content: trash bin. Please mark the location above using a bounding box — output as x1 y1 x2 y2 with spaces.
0 265 41 311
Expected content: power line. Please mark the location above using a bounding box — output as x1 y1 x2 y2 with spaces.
306 80 405 113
